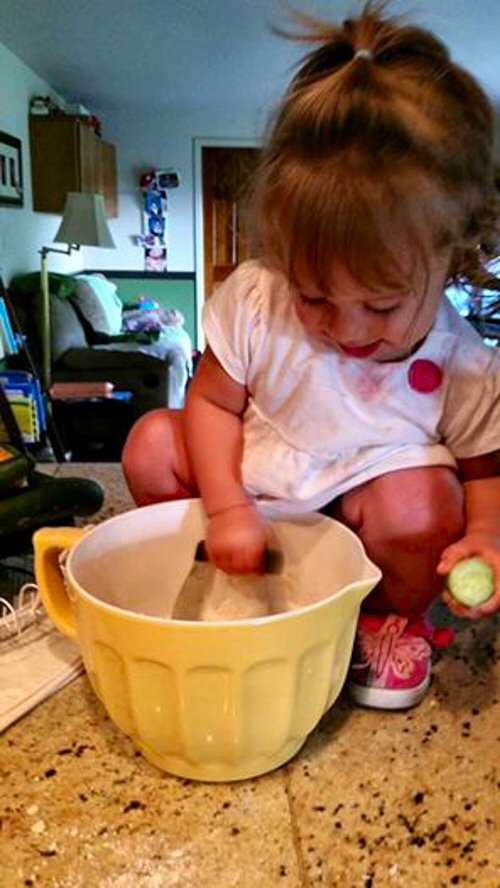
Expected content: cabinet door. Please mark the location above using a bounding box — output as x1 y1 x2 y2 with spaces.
30 117 80 213
78 123 100 194
99 141 118 217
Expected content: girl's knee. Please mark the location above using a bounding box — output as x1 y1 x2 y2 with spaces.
123 408 171 470
403 467 464 544
343 468 465 616
342 466 464 548
122 408 194 506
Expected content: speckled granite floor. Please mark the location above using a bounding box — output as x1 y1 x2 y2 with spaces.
1 464 499 888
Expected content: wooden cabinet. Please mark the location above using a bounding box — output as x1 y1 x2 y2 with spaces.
29 116 118 217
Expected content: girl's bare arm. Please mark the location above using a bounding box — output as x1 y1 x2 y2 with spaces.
185 348 267 572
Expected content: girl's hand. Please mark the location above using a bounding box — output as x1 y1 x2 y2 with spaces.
205 503 268 574
437 532 500 619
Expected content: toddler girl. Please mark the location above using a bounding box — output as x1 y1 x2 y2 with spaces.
123 3 500 709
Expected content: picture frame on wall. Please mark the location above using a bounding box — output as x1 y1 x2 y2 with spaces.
0 132 23 207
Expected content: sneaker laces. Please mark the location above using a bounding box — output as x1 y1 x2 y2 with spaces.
353 613 454 684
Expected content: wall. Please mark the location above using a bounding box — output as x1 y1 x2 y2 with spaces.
0 41 86 282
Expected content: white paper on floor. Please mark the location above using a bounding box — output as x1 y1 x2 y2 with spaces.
0 586 83 732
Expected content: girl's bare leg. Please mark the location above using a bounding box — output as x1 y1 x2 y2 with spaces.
122 408 197 506
331 466 465 617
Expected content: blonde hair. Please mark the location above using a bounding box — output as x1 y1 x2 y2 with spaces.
252 2 499 294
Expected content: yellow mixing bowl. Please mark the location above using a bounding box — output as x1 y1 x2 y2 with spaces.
34 499 381 782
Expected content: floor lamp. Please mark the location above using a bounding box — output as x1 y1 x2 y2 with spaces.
39 192 116 391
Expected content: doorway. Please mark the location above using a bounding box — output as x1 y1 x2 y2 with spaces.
194 138 261 347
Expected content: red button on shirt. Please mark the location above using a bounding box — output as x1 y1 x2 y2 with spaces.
408 359 443 393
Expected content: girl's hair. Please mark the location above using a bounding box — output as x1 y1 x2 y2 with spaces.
252 1 500 294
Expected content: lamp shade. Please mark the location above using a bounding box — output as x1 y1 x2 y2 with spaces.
53 192 115 248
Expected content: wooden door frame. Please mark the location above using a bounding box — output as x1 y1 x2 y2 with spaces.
193 137 260 349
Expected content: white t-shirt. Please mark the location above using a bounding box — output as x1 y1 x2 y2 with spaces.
203 261 500 514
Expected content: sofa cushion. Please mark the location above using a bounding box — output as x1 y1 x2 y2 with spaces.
73 274 123 335
51 296 87 361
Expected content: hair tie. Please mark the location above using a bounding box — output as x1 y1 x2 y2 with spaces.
353 47 373 61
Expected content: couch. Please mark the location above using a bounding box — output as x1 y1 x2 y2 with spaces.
8 272 193 417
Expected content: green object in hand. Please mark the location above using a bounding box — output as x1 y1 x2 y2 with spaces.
447 557 495 607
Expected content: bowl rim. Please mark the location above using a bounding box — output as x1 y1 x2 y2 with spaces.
65 499 382 627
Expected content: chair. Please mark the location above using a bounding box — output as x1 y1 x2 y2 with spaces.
0 383 103 558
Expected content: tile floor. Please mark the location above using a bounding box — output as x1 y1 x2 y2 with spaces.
1 464 499 887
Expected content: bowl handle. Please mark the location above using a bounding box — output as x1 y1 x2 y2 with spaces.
33 526 85 639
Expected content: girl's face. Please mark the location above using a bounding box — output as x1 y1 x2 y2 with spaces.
293 252 451 362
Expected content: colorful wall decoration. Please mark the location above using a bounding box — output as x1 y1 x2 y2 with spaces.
138 168 179 272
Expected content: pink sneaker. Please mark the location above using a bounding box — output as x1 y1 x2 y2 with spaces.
348 613 454 710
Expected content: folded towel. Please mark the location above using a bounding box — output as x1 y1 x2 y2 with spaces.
0 585 83 732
